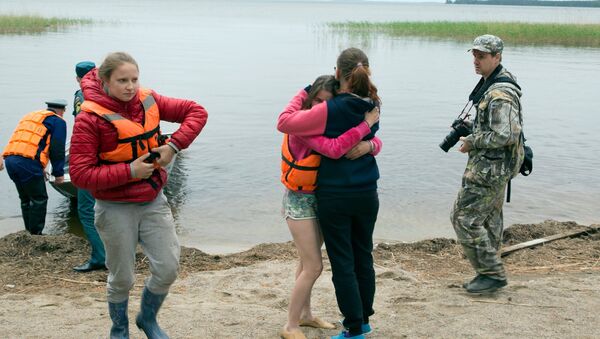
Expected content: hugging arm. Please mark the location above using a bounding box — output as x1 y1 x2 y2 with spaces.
277 89 327 136
297 105 380 159
370 137 383 156
297 121 373 159
345 137 382 160
345 106 382 159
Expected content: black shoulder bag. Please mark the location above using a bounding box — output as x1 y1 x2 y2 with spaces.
520 133 533 176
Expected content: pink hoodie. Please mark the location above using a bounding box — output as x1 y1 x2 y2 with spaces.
278 89 382 160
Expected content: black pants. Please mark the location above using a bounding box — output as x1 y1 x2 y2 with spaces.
14 176 48 235
317 190 379 336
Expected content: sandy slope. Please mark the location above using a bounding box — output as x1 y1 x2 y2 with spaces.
0 220 599 338
1 262 599 338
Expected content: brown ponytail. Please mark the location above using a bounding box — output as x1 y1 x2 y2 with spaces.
336 48 381 105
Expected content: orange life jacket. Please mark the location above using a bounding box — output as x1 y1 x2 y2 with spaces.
80 88 160 164
280 134 321 192
2 110 63 168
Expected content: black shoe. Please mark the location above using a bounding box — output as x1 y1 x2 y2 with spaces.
462 274 482 289
73 262 107 273
466 275 507 293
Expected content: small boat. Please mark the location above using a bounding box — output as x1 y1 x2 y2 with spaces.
49 173 78 199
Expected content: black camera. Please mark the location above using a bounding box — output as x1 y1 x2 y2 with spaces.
439 119 472 152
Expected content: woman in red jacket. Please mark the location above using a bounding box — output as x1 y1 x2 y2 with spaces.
70 52 207 339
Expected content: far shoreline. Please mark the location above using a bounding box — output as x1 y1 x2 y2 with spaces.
328 21 600 48
447 0 600 8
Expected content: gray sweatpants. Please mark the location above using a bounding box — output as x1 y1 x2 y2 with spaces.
95 192 180 303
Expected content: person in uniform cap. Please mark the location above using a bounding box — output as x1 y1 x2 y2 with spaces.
46 99 69 109
450 34 525 293
74 61 95 116
71 61 107 273
2 100 68 235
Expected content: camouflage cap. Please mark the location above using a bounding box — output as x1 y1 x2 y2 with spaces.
468 34 504 54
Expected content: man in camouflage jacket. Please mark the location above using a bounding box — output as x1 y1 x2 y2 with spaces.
451 35 525 293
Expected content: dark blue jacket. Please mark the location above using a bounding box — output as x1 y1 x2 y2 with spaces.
5 113 66 184
317 93 380 192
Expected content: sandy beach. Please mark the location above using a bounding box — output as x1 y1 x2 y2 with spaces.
0 220 599 338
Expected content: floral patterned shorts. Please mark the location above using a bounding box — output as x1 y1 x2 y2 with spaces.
282 189 318 220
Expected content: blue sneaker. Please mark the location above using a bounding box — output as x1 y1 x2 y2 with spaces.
331 331 366 339
338 319 373 335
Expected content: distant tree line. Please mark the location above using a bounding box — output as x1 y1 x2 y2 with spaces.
446 0 600 7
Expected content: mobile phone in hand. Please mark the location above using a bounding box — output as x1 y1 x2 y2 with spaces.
144 152 161 163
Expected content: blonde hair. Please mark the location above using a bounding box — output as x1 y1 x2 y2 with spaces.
98 52 139 82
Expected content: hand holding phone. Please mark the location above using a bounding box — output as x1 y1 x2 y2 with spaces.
144 152 161 163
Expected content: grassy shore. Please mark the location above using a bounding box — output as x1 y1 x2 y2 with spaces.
328 21 600 48
0 15 91 34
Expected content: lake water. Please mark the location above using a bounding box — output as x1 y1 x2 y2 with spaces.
0 0 599 254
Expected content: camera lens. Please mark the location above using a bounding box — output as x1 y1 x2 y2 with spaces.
439 129 461 152
439 120 471 152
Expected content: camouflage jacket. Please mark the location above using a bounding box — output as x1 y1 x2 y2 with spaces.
463 67 525 183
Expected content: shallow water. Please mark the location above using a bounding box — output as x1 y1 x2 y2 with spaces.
0 0 599 253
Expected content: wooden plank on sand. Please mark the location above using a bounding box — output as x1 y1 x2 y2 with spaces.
501 225 600 257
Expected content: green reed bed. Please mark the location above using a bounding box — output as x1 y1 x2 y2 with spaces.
328 21 600 48
0 15 91 34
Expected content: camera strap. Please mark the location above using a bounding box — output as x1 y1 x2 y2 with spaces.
468 65 502 104
468 65 521 106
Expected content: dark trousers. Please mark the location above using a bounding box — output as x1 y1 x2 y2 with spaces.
14 176 48 235
317 190 379 336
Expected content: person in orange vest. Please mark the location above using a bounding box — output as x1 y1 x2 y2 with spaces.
2 100 67 235
70 52 207 339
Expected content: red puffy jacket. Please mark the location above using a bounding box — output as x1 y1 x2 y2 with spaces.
70 69 208 202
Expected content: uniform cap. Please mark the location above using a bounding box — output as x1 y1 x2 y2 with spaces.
469 34 504 54
75 61 96 78
45 99 68 109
